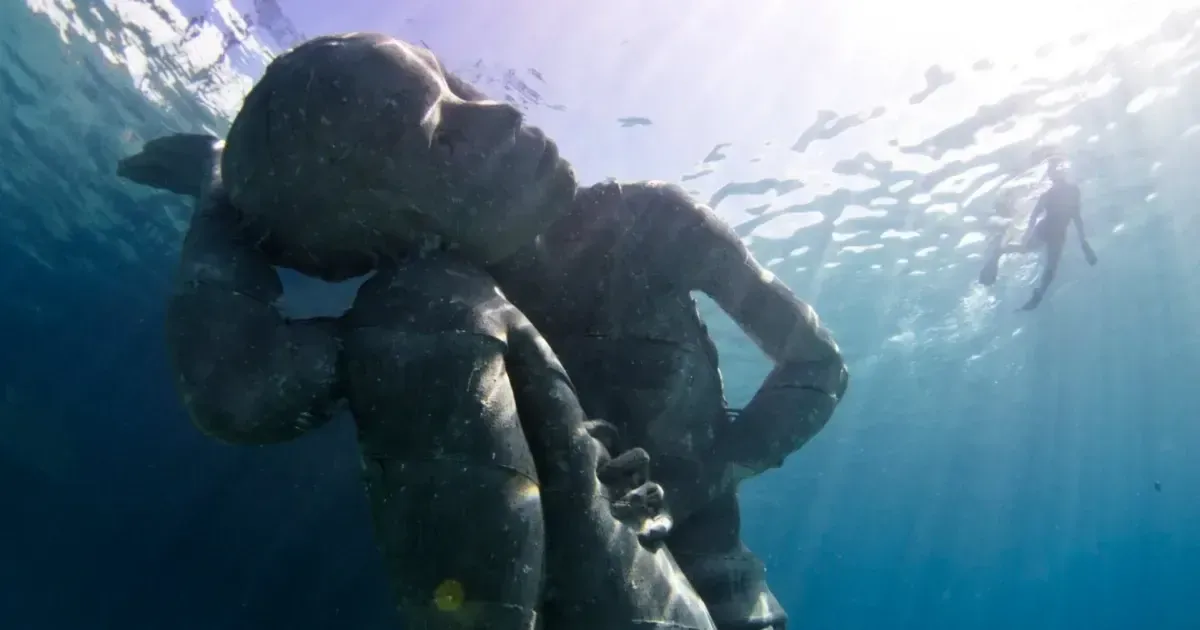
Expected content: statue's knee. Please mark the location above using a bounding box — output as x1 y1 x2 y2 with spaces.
362 457 545 622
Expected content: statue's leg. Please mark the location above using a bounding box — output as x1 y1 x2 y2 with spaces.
344 264 547 630
668 493 788 630
360 448 543 630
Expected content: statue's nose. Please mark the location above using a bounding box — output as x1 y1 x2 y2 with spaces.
448 99 523 153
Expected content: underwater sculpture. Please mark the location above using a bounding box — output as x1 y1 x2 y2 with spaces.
121 31 850 630
120 33 716 630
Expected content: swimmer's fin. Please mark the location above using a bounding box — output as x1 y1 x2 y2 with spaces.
117 133 221 199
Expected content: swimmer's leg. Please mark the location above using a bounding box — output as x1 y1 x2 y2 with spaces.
979 232 1005 286
1004 221 1043 254
1020 232 1065 311
668 493 787 630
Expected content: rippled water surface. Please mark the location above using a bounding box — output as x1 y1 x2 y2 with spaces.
2 0 1199 628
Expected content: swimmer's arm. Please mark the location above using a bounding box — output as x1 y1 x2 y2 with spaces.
1071 204 1089 241
166 192 342 445
1068 188 1096 261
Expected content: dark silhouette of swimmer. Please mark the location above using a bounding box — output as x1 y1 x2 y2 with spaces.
488 182 849 629
119 34 722 630
1016 160 1097 310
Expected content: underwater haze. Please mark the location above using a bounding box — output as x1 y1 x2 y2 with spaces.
2 0 1199 628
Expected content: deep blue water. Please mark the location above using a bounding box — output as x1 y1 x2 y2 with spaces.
2 1 1199 629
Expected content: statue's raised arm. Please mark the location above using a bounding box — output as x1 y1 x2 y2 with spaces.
121 134 342 444
624 182 849 477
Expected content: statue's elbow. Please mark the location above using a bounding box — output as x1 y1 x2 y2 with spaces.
780 321 848 401
828 352 849 402
166 311 341 445
179 383 309 446
189 407 262 446
809 326 848 402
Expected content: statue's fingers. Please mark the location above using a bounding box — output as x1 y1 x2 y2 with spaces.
636 513 673 546
597 447 650 488
625 481 665 510
611 482 672 547
611 481 666 520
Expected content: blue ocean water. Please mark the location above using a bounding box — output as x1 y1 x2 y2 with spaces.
2 1 1199 628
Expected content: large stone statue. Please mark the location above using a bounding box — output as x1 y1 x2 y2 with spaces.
119 33 720 630
121 131 717 630
122 31 850 630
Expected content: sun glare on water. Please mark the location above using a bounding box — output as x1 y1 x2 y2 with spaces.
838 0 1194 62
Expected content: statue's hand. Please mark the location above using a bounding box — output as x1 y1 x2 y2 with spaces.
585 419 673 545
612 481 672 545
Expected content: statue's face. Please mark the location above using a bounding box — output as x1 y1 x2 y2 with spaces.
225 33 577 271
375 37 578 257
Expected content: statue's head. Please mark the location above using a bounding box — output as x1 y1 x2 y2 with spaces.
222 33 577 279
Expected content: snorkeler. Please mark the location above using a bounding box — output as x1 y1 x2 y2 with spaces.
1015 159 1098 310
